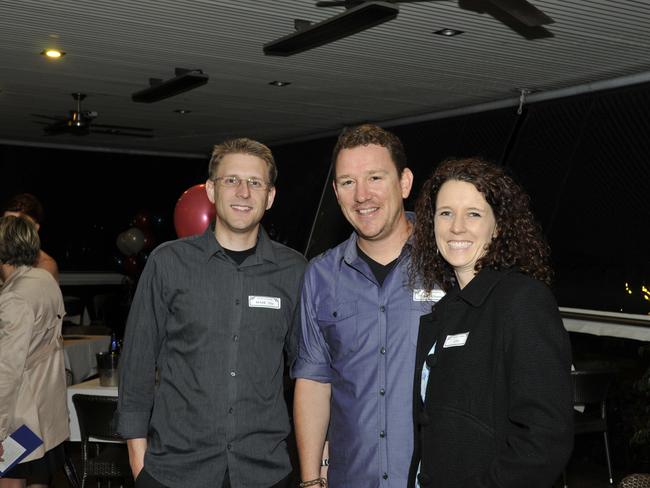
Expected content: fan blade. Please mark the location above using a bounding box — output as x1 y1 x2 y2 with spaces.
90 129 154 138
92 123 153 132
487 0 553 26
31 113 66 122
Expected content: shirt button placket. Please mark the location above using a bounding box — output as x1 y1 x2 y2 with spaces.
378 301 388 481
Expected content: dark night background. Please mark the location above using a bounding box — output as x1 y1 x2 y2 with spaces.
2 80 649 316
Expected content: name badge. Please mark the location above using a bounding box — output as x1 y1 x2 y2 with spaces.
443 332 469 348
413 289 445 302
248 296 281 309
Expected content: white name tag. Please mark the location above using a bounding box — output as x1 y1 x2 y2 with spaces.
413 289 445 302
248 296 281 309
443 332 469 348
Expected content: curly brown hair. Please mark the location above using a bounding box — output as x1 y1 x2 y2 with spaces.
410 157 552 291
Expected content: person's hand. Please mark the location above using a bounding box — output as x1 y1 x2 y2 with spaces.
320 441 329 480
126 438 147 479
0 441 5 462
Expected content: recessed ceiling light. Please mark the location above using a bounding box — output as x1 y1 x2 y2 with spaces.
41 49 65 58
433 28 463 37
174 109 192 114
268 81 291 87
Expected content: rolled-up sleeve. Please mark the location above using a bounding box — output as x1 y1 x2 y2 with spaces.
117 252 168 438
290 266 333 383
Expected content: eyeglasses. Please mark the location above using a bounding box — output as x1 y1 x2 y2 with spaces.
212 176 271 191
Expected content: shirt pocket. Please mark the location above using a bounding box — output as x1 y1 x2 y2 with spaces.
317 301 359 361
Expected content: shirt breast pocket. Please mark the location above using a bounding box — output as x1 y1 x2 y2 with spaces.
317 301 359 361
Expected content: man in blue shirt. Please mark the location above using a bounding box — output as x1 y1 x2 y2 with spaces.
292 125 441 487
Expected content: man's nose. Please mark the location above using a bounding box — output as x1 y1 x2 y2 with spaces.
236 179 251 198
354 181 370 202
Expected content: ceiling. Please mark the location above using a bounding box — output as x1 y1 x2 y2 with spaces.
1 0 649 157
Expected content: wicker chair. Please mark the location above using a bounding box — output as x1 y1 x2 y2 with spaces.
618 474 650 488
72 394 132 488
563 369 615 487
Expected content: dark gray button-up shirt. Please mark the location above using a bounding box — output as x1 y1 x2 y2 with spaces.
117 226 306 488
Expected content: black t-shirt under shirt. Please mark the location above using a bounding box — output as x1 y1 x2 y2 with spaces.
224 245 256 265
357 245 398 287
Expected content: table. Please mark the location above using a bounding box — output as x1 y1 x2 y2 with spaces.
63 335 111 384
59 273 125 286
67 378 118 442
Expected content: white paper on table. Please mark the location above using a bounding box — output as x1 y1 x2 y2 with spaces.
0 436 27 473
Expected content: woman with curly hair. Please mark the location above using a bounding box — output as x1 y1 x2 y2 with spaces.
408 158 573 488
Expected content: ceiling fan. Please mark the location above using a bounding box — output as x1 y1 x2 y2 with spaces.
32 93 154 138
263 0 553 56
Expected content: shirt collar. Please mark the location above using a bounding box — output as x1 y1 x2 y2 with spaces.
452 267 514 307
1 265 31 291
200 224 278 265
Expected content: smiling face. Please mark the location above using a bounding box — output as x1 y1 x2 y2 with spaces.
205 153 275 246
434 179 497 288
333 144 413 250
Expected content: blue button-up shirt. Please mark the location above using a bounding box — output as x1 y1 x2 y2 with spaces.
292 219 441 487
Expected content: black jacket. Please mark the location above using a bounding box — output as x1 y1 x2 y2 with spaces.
409 268 573 488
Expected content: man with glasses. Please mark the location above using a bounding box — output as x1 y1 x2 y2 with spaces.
117 138 307 488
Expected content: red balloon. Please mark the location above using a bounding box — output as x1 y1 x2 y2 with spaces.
131 210 151 230
124 255 140 277
142 228 156 250
173 184 216 238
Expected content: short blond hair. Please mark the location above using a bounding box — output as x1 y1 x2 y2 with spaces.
208 138 277 185
0 215 40 266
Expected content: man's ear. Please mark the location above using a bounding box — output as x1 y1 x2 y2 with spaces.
400 168 414 199
205 179 216 204
265 186 277 211
332 179 340 202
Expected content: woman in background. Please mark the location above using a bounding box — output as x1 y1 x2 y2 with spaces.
409 158 573 488
3 193 58 282
0 215 69 488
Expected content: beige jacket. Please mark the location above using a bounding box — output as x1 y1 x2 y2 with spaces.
0 266 69 462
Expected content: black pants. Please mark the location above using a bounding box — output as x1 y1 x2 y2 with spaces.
135 468 292 488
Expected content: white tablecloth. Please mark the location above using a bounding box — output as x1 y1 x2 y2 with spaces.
67 378 119 442
63 335 111 384
561 307 650 342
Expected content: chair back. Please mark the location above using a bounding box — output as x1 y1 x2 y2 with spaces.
618 473 650 488
571 369 614 405
72 394 122 441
